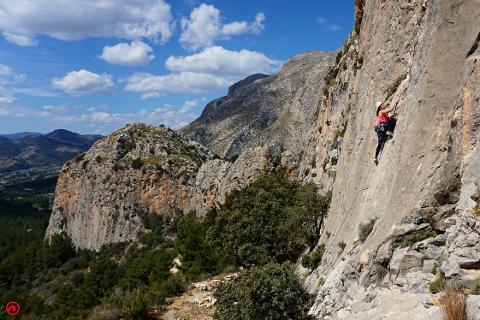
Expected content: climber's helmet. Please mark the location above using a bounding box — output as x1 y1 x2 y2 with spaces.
375 101 383 116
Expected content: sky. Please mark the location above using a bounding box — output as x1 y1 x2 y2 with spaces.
0 0 353 135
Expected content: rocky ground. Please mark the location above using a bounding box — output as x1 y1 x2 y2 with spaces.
156 274 239 320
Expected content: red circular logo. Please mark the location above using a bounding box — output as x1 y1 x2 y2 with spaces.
5 301 20 316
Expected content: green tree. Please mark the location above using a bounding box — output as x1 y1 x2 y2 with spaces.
214 263 313 320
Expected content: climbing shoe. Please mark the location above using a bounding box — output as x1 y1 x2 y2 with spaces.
386 131 394 139
374 159 379 166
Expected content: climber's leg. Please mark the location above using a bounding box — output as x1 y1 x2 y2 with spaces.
374 134 386 165
386 117 397 134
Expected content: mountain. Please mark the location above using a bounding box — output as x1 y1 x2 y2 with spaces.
45 0 480 318
181 52 334 160
0 129 103 176
0 132 43 140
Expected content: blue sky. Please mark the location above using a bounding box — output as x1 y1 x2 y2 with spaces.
0 0 353 134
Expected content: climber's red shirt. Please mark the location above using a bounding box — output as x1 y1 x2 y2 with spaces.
377 113 390 124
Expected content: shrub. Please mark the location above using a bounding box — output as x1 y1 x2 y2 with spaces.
338 241 346 255
358 218 377 244
214 263 313 320
473 205 480 218
301 244 325 269
399 228 437 248
429 270 446 294
335 50 343 64
131 157 144 170
95 155 103 164
74 154 85 162
385 74 407 101
118 288 148 319
204 170 331 267
472 278 480 295
439 288 467 320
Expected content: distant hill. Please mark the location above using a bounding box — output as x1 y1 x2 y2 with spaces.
0 129 103 176
0 132 43 140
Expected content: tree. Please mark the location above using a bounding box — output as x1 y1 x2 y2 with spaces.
214 263 313 320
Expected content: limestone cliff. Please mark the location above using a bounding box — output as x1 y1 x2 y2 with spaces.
46 124 213 250
298 0 480 318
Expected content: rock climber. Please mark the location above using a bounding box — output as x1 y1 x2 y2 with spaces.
374 100 397 166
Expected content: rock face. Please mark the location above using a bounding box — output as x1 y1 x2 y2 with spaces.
299 0 480 318
181 52 335 160
46 124 213 250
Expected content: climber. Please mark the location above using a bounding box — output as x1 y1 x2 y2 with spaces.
374 100 397 166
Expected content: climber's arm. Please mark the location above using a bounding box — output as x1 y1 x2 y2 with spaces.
379 105 395 114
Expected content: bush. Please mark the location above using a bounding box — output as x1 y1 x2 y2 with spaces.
429 270 446 294
385 74 407 101
471 278 480 295
131 157 144 170
214 263 313 320
338 241 346 254
358 218 377 244
439 288 467 320
301 244 325 269
399 228 437 248
204 170 331 267
473 205 480 218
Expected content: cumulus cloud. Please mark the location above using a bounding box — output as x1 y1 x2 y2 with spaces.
99 41 155 66
166 46 280 76
124 46 281 98
0 0 174 46
180 4 265 51
35 99 204 130
124 72 230 98
52 70 114 96
0 96 16 105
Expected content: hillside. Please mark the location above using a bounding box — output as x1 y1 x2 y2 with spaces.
0 129 102 176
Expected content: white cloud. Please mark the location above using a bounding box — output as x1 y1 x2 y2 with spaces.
52 70 114 96
124 46 281 98
178 99 199 114
124 71 230 98
3 32 38 46
0 96 16 105
0 0 174 45
0 64 12 76
180 3 265 51
99 41 155 66
166 46 281 76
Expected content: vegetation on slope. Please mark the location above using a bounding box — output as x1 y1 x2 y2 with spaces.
0 169 331 319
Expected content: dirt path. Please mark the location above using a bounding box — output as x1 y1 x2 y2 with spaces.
155 273 238 320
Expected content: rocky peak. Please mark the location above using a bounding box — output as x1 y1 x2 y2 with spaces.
45 124 214 250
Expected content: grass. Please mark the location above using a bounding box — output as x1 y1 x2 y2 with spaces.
385 74 407 101
439 288 467 320
399 228 438 248
429 270 446 294
358 218 377 244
